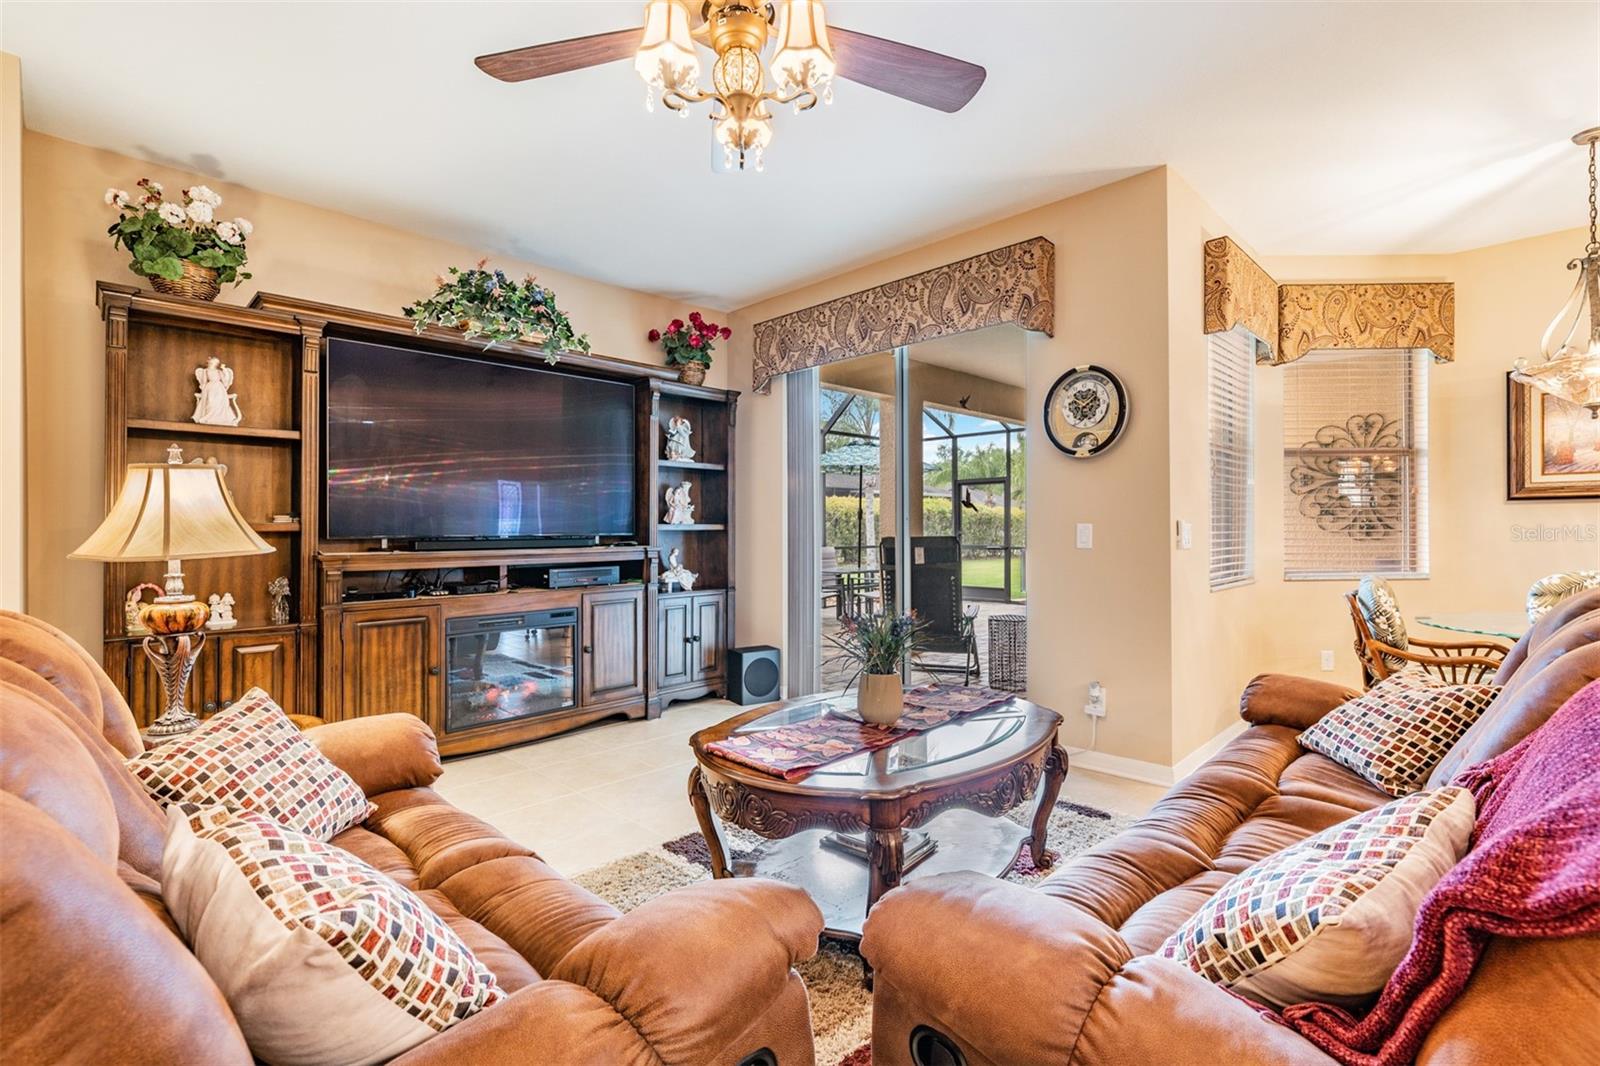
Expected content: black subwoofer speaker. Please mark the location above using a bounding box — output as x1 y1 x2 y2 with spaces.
728 645 781 704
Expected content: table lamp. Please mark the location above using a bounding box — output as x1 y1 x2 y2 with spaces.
71 447 273 738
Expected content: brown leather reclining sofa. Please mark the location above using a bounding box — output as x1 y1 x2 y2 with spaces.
861 589 1600 1066
0 609 825 1066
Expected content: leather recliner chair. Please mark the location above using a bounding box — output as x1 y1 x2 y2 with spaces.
860 590 1600 1066
0 608 825 1066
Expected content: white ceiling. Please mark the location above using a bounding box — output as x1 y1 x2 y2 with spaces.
5 2 1597 308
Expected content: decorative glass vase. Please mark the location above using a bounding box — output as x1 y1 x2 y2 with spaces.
858 672 903 726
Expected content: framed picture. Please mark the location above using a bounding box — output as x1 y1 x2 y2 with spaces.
1507 374 1600 499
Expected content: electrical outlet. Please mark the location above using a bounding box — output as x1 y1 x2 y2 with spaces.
1320 650 1336 672
1076 523 1094 549
1084 681 1107 718
1176 520 1193 550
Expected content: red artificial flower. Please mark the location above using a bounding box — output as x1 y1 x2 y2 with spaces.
688 333 703 348
668 319 684 332
647 329 662 342
689 310 703 325
720 326 732 339
703 322 718 334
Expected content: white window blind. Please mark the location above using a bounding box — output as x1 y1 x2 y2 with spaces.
1283 349 1429 580
1208 328 1255 590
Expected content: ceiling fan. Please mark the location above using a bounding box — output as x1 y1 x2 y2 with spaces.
475 1 986 172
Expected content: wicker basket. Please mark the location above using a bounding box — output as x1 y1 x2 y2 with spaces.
677 362 707 386
150 261 221 301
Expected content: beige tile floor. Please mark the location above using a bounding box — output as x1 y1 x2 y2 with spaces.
434 698 1170 876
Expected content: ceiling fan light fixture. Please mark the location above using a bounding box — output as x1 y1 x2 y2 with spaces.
772 0 835 98
712 45 765 98
716 101 773 172
635 0 699 92
1513 126 1600 418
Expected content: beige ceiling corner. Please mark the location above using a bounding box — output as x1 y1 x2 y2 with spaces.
1202 236 1278 359
1277 282 1455 364
750 237 1055 394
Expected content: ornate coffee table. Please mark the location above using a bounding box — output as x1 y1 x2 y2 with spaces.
688 695 1066 941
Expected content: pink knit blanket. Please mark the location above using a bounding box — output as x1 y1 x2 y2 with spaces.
1282 679 1600 1064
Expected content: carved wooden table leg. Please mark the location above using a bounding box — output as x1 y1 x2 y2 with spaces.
866 827 905 911
687 766 731 880
1027 744 1069 870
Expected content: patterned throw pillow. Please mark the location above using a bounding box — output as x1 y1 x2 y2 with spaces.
1298 672 1499 796
163 805 503 1066
127 688 372 841
1357 576 1410 670
1159 786 1474 1010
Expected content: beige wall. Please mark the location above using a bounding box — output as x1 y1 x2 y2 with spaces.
733 169 1180 764
21 131 728 649
1 55 24 611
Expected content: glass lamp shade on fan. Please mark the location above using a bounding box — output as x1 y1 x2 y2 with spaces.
71 459 273 736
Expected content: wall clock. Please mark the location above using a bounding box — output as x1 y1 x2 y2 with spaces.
1043 365 1129 457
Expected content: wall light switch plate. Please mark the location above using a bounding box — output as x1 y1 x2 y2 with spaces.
1176 520 1193 550
1076 523 1093 549
1320 650 1336 672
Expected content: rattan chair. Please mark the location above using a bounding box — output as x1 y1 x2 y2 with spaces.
1345 591 1510 688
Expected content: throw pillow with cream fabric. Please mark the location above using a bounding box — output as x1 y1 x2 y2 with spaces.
162 804 502 1066
1159 786 1474 1010
127 688 371 840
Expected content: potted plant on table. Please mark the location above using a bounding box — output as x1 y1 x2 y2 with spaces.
403 261 591 364
825 610 926 726
103 179 252 300
649 312 729 386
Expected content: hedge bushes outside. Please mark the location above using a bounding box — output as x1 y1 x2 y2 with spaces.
824 493 1024 554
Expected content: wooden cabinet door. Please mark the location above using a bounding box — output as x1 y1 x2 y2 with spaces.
691 592 726 682
339 608 439 726
657 596 694 689
582 587 645 706
127 634 216 726
215 633 297 714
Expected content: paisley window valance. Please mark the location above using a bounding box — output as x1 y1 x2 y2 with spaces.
751 236 1055 394
1202 236 1455 365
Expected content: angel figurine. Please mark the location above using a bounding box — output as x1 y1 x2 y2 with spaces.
664 416 696 462
663 482 695 526
661 548 697 592
192 356 242 426
206 592 237 629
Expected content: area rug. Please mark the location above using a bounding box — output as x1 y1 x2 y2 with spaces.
574 800 1136 1066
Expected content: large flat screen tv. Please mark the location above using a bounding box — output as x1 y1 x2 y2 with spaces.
324 338 636 541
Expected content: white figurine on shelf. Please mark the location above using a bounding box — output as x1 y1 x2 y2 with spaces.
662 548 698 592
663 482 696 526
664 416 696 462
206 592 237 629
192 356 242 426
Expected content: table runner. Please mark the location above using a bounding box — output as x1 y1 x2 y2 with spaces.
705 683 1015 782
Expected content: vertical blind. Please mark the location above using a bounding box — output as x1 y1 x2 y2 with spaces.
1282 349 1429 579
1208 329 1255 590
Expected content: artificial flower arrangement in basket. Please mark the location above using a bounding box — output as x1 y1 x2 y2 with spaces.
104 179 252 301
649 312 729 386
824 610 927 726
403 261 590 364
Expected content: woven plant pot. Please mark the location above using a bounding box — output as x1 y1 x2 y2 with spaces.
149 261 222 301
677 362 707 386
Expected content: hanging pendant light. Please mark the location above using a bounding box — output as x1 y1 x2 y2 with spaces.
1513 127 1600 418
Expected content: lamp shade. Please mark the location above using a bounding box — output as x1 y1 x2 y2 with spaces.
635 0 699 88
772 0 835 93
71 462 274 562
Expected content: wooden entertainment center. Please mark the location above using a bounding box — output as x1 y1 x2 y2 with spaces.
96 282 736 756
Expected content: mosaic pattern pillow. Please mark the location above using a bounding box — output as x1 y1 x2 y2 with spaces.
1298 672 1499 796
1159 786 1474 1010
127 688 372 841
1357 576 1410 670
163 804 503 1065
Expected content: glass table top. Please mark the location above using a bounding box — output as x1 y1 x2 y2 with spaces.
1415 612 1528 641
731 698 1030 782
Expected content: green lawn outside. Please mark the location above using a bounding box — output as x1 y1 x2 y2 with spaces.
961 555 1026 596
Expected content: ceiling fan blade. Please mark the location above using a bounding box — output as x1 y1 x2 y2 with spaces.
475 28 643 83
829 27 985 113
